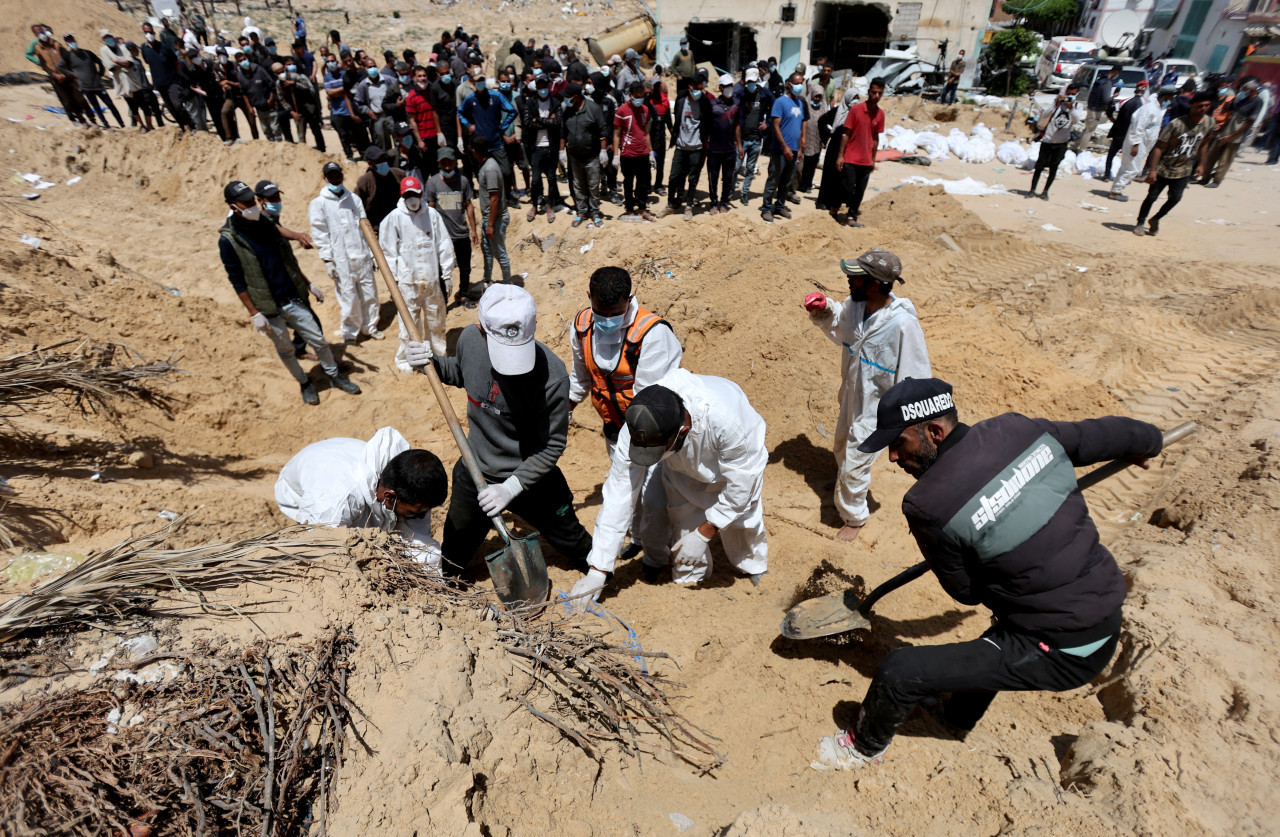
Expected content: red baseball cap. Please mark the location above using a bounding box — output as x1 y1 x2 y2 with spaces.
400 176 423 195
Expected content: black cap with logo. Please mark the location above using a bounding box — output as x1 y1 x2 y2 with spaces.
223 180 255 204
857 377 956 453
625 385 686 467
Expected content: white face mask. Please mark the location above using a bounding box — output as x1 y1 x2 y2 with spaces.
238 203 261 221
405 196 421 211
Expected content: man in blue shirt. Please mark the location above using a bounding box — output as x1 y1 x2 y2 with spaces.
459 75 518 182
762 72 806 223
324 55 361 159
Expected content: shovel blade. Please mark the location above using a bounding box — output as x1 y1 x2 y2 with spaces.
781 589 871 639
485 531 550 606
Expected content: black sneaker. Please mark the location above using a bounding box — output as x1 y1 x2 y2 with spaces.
300 381 320 406
1147 218 1160 237
642 562 663 584
329 373 362 395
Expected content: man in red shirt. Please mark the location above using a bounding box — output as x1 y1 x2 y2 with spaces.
834 76 886 228
613 80 656 221
405 65 440 177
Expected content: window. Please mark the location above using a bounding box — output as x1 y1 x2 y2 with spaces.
1173 0 1212 57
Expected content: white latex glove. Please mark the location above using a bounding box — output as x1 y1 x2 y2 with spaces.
404 340 434 370
456 135 465 152
251 312 270 334
671 528 711 584
309 283 325 303
598 149 609 167
478 475 522 517
569 568 607 612
611 153 620 169
324 260 339 281
558 149 568 168
443 275 454 297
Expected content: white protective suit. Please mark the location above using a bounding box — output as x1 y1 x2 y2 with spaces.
308 186 380 343
586 369 768 583
811 293 930 527
379 197 456 370
1111 94 1163 195
274 426 443 569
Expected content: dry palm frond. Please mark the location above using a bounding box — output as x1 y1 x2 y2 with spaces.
356 535 725 772
0 524 340 642
0 632 355 837
0 340 179 417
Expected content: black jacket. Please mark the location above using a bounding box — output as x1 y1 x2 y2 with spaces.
671 93 713 147
902 413 1162 644
517 92 563 154
562 96 605 152
1108 95 1143 139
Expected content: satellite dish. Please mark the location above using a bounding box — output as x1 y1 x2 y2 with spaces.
1098 10 1143 50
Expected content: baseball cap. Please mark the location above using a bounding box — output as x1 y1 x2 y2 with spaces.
364 144 387 162
719 73 734 87
322 161 344 178
253 179 281 198
224 180 255 204
392 119 413 135
99 28 112 38
478 285 537 375
563 81 583 98
608 54 622 65
840 249 903 284
624 48 639 60
437 145 457 161
858 378 956 453
679 36 688 45
400 176 423 195
625 385 686 467
745 67 760 82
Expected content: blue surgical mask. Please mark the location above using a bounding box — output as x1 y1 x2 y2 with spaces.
326 60 338 72
538 87 550 99
375 162 391 175
500 81 512 92
264 201 282 215
631 96 645 107
399 73 410 84
746 82 758 93
104 37 116 47
691 88 703 99
791 83 804 95
533 67 543 77
240 59 251 70
441 73 452 84
286 63 297 73
594 313 626 335
367 68 379 80
401 134 413 147
327 183 344 195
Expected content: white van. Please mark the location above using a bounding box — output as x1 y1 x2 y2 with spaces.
1036 37 1098 88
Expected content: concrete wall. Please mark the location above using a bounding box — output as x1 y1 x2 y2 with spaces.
1144 0 1250 71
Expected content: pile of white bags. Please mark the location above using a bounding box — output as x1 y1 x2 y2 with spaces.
996 141 1029 167
914 131 949 158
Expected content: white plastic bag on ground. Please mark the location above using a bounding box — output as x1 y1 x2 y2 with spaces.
914 131 949 158
971 123 994 141
1059 149 1077 173
1022 141 1040 170
963 137 996 163
1075 149 1102 177
947 128 970 159
900 175 1008 195
889 128 920 154
996 141 1028 166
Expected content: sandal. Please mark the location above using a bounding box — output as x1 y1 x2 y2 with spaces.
526 207 537 222
571 215 584 228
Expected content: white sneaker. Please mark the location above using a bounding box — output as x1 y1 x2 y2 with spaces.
365 327 386 340
810 729 885 771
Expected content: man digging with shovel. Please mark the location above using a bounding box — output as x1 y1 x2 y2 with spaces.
812 377 1164 770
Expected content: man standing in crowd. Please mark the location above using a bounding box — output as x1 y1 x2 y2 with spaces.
1134 90 1215 237
834 76 884 227
219 181 361 405
614 48 644 98
404 285 595 577
664 74 712 220
309 162 384 343
811 378 1161 770
1027 83 1079 201
1075 65 1119 152
237 50 281 140
277 56 325 150
461 71 518 182
217 48 256 142
353 62 394 150
561 81 608 228
799 85 829 193
324 53 360 159
803 250 930 541
737 67 772 204
670 36 696 98
379 176 455 372
426 147 479 306
276 428 446 569
471 135 514 287
406 65 441 177
705 75 740 214
431 58 461 156
520 73 565 223
99 30 146 131
1109 84 1171 202
570 368 769 607
59 33 124 129
1104 79 1147 180
141 19 191 130
941 50 965 105
1200 80 1261 188
614 81 655 221
355 144 405 231
762 72 806 224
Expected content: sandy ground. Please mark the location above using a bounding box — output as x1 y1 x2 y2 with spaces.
3 3 1280 834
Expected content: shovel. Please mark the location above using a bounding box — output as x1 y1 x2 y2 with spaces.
359 219 549 606
780 421 1198 640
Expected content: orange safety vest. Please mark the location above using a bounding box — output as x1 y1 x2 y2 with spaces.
574 305 670 429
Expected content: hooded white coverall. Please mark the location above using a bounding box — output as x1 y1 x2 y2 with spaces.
274 426 442 569
379 197 456 371
585 369 768 583
1111 94 1163 195
308 186 380 343
811 294 930 527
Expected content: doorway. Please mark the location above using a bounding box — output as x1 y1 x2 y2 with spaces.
810 1 891 75
685 21 759 75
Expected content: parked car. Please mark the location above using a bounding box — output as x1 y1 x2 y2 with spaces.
1070 61 1149 104
1149 58 1201 89
1036 37 1098 88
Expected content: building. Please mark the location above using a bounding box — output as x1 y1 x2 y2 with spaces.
1143 0 1253 71
651 0 988 83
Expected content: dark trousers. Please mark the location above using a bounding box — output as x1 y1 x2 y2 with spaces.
222 97 256 140
1104 134 1123 180
940 80 959 105
842 163 873 220
668 146 704 205
705 150 736 203
124 93 161 128
1137 175 1191 225
163 85 195 130
205 93 228 139
529 146 562 209
650 130 667 185
620 154 651 213
441 460 593 575
298 104 327 151
854 622 1120 755
451 236 473 297
331 113 367 158
762 150 796 212
799 152 820 191
81 89 124 128
274 108 296 142
1030 140 1068 194
50 77 88 124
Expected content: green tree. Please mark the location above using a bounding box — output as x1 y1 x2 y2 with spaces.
980 27 1042 96
1003 0 1080 24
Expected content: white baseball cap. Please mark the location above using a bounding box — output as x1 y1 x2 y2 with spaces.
719 73 734 87
478 284 537 375
745 67 760 82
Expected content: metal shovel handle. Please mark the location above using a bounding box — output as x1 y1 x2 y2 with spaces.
359 218 512 543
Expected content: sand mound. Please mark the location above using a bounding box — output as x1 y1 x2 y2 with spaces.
1 0 138 76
